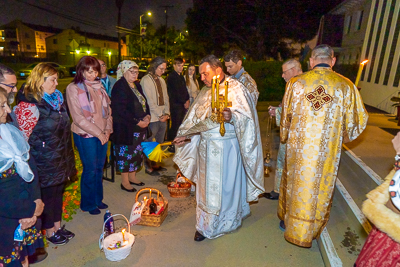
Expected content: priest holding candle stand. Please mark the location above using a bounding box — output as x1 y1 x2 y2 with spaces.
173 55 265 241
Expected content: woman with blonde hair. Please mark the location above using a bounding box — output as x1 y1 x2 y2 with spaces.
14 63 76 246
184 64 200 106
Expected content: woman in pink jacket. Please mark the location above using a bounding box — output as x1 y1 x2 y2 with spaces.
66 56 112 215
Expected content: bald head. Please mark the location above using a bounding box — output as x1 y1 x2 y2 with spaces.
310 44 336 68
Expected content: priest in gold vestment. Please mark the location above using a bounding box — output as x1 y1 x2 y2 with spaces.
173 55 264 241
278 45 368 247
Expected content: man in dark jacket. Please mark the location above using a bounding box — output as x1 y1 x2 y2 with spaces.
167 58 189 151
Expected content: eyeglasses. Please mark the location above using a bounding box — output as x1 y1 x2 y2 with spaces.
127 69 139 75
0 82 16 90
101 64 106 67
282 66 295 75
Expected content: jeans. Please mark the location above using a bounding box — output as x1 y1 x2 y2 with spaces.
73 133 108 211
147 121 167 144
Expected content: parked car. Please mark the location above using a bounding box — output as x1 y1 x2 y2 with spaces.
17 62 68 79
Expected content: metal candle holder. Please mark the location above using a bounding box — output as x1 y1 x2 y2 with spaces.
210 75 229 136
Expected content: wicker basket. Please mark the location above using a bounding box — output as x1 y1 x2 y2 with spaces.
135 188 168 227
99 214 135 262
167 173 191 198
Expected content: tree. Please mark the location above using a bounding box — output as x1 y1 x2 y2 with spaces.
186 0 343 61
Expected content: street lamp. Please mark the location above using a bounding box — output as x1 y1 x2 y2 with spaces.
140 12 152 60
108 51 112 67
86 50 91 55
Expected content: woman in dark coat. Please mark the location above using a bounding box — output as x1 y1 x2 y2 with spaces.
14 63 76 246
111 60 150 192
0 87 44 267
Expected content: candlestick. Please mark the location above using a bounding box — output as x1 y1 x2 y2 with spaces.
211 76 216 110
224 80 229 108
216 75 220 110
122 228 126 242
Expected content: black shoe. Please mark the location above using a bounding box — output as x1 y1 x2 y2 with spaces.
261 191 279 200
194 231 206 242
47 232 68 245
121 183 137 192
89 208 101 215
279 220 286 232
98 202 109 209
145 169 160 176
154 166 168 172
129 181 145 186
28 248 48 264
57 225 75 240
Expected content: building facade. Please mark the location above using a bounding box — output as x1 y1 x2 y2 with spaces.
45 28 127 66
0 20 61 58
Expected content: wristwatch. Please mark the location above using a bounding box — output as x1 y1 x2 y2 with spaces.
395 154 400 161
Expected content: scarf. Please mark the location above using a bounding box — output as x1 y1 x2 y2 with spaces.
43 89 63 111
76 79 110 122
116 60 139 80
150 74 165 106
0 124 34 182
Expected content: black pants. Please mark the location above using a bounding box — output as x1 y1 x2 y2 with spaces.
167 104 186 141
41 183 65 229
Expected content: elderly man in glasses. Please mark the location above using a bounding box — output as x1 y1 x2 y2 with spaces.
0 63 18 127
98 59 116 97
262 59 303 201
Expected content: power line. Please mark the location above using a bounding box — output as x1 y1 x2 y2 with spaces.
15 0 111 30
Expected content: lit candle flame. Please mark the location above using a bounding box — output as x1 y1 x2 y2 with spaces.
361 59 369 66
122 228 126 242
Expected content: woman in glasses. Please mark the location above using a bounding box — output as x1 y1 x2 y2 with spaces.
66 56 112 215
14 63 76 246
110 60 149 192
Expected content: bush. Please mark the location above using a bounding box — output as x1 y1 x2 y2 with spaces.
243 61 286 101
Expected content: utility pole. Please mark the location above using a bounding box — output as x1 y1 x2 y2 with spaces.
116 0 124 63
160 5 174 59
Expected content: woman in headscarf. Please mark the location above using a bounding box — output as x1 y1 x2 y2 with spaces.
66 56 112 215
355 131 400 266
0 87 44 266
110 60 150 192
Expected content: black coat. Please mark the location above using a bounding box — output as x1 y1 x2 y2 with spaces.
167 70 189 107
0 151 40 259
110 77 150 145
17 90 76 188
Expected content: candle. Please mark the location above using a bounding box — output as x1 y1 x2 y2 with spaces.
211 76 216 109
224 80 229 108
149 189 152 199
122 228 126 242
216 75 220 110
157 191 159 202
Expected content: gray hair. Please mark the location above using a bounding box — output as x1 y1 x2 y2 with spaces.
147 56 167 75
311 44 334 59
0 64 16 83
200 55 223 70
283 59 302 71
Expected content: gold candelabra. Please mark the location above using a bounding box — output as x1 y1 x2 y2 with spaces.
210 75 229 136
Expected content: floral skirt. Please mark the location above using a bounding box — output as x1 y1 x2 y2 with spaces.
0 226 44 266
114 132 146 173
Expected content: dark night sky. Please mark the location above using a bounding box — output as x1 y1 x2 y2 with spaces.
0 0 193 36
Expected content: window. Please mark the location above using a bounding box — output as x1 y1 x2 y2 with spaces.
41 45 44 50
36 32 39 35
53 39 57 44
344 15 352 34
25 32 29 38
104 42 106 47
26 44 31 50
356 11 364 31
